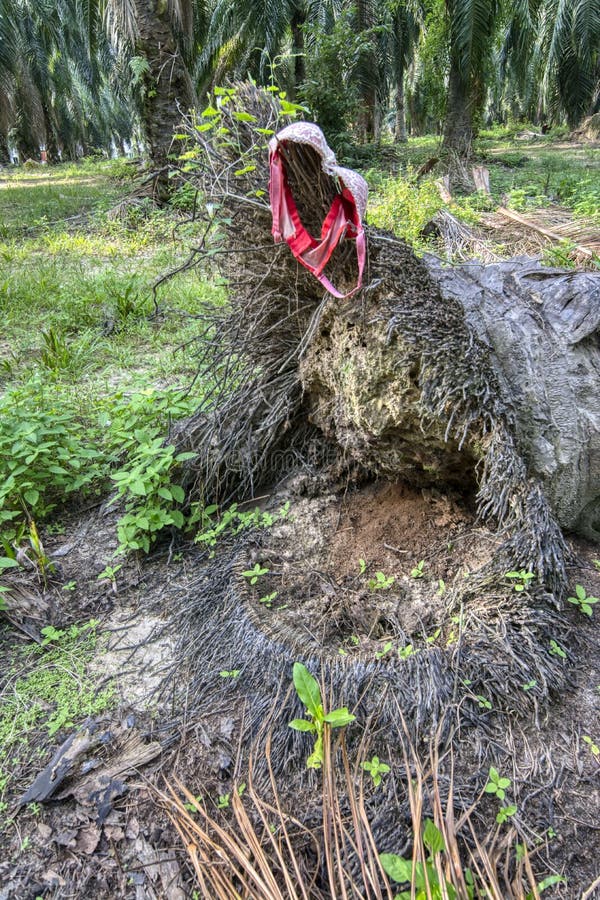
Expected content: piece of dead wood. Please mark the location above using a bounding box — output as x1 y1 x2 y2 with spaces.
436 175 452 203
134 835 186 900
496 206 595 259
472 166 490 195
60 732 161 806
19 720 103 805
18 721 161 811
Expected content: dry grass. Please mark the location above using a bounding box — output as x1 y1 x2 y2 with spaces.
158 714 544 900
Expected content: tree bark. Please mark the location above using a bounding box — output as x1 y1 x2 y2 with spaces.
395 76 407 142
132 0 196 201
355 0 377 143
442 56 474 159
290 9 306 98
0 133 11 166
41 101 60 164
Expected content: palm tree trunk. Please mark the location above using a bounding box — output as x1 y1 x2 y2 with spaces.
0 133 10 166
290 9 306 97
41 101 60 164
442 56 474 158
395 75 407 142
132 0 196 201
356 0 377 143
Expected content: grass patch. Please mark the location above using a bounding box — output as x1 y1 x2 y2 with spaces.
0 159 225 557
0 619 115 812
365 135 600 254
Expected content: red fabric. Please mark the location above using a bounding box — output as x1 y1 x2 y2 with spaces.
269 141 365 299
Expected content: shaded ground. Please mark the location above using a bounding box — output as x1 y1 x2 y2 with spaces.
0 475 598 898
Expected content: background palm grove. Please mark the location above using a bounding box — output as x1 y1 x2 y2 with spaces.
1 0 599 169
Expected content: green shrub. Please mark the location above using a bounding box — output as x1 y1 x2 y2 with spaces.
368 172 443 246
0 379 104 540
110 436 196 553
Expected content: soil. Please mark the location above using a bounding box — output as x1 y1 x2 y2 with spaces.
0 478 598 899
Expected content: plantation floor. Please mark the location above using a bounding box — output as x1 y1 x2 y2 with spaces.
0 151 599 898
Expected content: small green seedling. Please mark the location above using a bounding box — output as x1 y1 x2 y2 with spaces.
567 584 598 617
184 794 204 813
496 804 517 824
97 564 122 593
398 643 416 659
583 735 599 757
505 570 535 591
217 793 230 809
522 679 537 691
288 662 355 769
426 627 442 645
437 579 446 595
484 766 511 800
549 639 566 658
219 670 240 678
358 558 366 575
368 571 395 591
380 819 456 898
375 641 393 660
410 560 425 579
593 559 600 571
526 875 567 899
242 563 269 585
62 580 77 592
361 756 390 788
476 695 492 710
259 591 278 608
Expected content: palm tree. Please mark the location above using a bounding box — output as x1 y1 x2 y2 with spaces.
94 0 206 195
442 0 500 157
389 0 423 141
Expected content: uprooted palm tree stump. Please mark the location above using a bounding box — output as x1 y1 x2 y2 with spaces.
162 85 598 892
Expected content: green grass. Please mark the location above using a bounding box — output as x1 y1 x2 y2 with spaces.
0 161 224 557
365 133 600 251
0 620 115 812
0 160 223 392
0 159 224 810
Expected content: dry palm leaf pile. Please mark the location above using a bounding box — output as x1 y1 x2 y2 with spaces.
156 85 599 898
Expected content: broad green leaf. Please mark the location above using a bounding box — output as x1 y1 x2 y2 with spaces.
379 853 413 883
24 488 39 506
233 111 257 122
171 510 185 528
423 818 445 855
289 718 316 732
323 708 356 728
0 557 19 569
292 663 321 717
170 485 185 503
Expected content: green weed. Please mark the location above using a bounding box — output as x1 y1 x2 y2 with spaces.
505 569 535 592
380 818 462 900
288 663 355 769
361 755 390 788
567 584 598 617
0 619 115 809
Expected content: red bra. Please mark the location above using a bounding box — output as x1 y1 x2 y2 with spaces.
269 129 366 299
